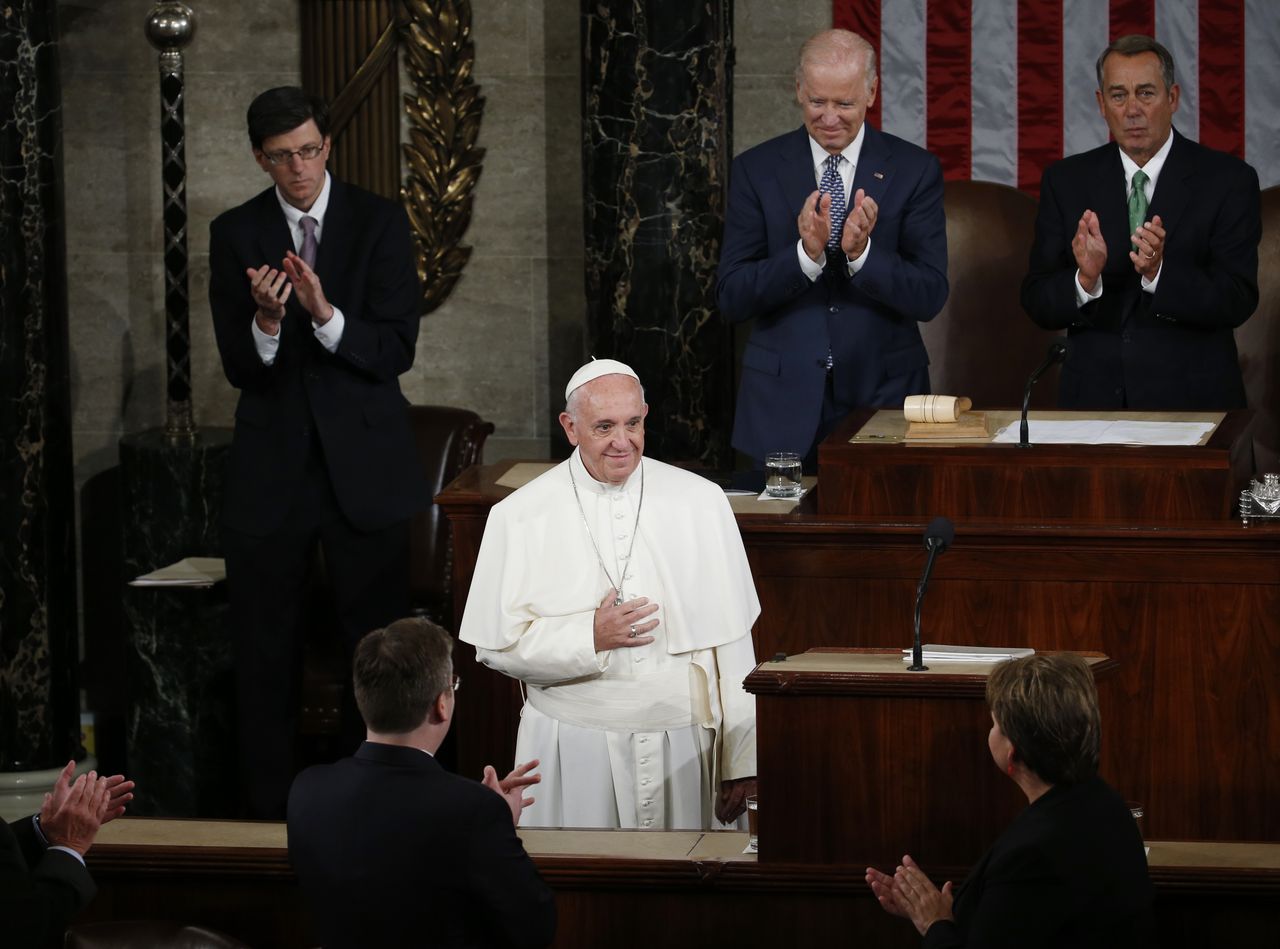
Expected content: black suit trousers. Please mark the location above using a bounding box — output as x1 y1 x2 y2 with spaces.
224 435 410 818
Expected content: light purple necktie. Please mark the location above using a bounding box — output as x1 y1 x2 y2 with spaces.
300 215 319 268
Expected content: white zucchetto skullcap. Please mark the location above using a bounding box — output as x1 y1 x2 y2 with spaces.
563 358 641 400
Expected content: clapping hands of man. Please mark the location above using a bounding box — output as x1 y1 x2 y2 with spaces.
1072 210 1166 294
41 759 136 855
245 250 334 336
483 760 542 827
798 187 879 263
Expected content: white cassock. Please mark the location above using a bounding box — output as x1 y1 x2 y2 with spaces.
459 449 760 830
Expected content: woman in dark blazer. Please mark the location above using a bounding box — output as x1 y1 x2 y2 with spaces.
866 654 1153 947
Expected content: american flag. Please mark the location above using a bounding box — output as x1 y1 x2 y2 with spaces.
835 0 1280 191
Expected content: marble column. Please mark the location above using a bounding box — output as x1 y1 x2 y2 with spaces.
581 0 734 469
0 0 81 772
119 429 233 817
114 4 237 816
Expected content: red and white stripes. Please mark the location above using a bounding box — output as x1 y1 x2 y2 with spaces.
833 0 1279 191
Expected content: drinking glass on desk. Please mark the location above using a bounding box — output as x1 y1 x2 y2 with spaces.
1127 801 1145 840
764 452 802 498
746 794 759 851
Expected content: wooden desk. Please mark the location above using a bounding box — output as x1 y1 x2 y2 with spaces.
818 408 1250 519
82 819 1280 949
744 649 1117 866
437 429 1280 847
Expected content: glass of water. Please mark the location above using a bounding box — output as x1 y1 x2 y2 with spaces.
764 451 803 498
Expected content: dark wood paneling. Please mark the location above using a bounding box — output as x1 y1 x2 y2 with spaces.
817 409 1251 520
741 524 1280 845
80 834 1280 949
746 652 1119 868
437 452 1280 844
300 0 400 199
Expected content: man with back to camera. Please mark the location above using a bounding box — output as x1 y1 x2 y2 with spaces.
208 87 428 818
287 617 556 949
718 28 949 473
2 761 134 948
1021 34 1261 409
459 358 759 831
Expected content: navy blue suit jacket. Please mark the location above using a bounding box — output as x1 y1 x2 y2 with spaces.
1 816 96 948
209 180 428 535
288 742 556 949
923 776 1153 948
717 125 948 463
1021 131 1260 409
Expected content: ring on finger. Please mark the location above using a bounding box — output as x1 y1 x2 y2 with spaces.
1144 251 1155 259
628 625 638 639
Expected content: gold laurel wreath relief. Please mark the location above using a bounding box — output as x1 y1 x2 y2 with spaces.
399 0 485 315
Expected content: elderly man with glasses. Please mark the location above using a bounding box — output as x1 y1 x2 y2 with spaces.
208 86 427 819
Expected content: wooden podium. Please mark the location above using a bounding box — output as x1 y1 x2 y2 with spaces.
437 409 1279 845
818 409 1250 519
743 649 1116 868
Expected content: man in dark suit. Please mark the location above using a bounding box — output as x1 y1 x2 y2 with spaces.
288 617 556 949
2 761 134 948
1021 34 1261 410
718 28 948 471
209 87 428 818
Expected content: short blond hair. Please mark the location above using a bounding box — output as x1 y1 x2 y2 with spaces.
986 654 1101 786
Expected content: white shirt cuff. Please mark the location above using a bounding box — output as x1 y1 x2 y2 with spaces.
845 236 870 275
796 240 825 282
252 317 281 365
1141 264 1161 292
313 306 344 352
1074 270 1103 307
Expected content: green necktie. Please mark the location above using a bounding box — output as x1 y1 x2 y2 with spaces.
1128 169 1149 249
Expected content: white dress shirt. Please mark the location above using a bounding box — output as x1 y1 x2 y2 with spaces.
1075 131 1173 306
253 171 346 364
797 123 872 280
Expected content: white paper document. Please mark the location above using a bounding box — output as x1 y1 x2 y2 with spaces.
901 644 1035 663
129 557 226 588
991 419 1215 446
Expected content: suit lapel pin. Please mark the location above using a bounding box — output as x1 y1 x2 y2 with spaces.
873 171 885 179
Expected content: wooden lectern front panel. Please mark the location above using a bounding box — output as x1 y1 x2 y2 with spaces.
755 690 1024 867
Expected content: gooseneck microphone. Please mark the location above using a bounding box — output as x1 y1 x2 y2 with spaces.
1018 340 1071 448
909 516 955 672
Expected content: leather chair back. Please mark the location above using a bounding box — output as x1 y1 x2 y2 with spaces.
1236 185 1280 476
406 404 494 627
922 180 1063 409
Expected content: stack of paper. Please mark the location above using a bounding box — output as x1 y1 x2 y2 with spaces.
901 644 1034 663
129 557 226 588
991 419 1214 445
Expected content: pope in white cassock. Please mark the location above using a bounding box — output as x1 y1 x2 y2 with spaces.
459 359 760 829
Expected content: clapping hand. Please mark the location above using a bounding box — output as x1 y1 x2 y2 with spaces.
483 759 541 827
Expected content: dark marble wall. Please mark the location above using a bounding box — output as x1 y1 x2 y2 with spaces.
581 0 734 468
0 0 80 771
118 430 233 816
